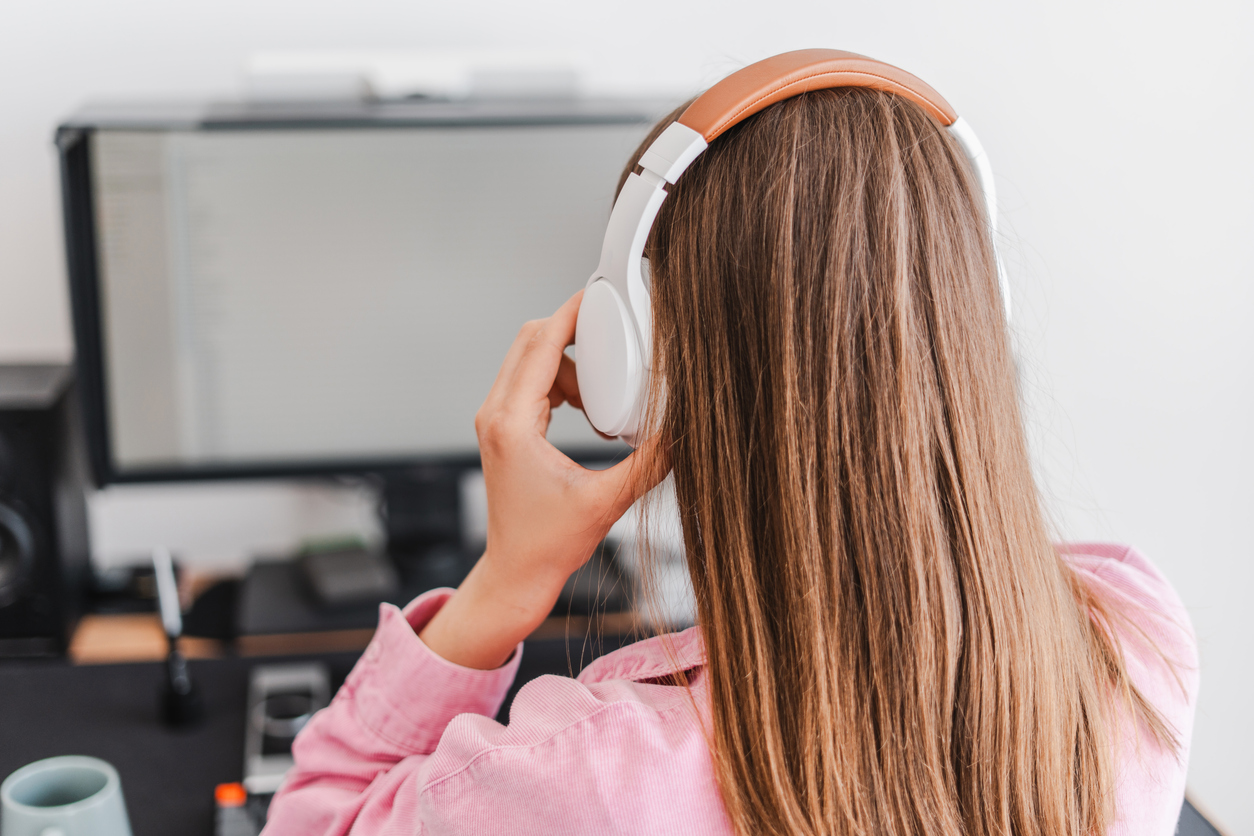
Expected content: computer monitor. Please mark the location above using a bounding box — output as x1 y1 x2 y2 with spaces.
57 98 660 485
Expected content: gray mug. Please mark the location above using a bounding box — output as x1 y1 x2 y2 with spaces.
0 756 132 836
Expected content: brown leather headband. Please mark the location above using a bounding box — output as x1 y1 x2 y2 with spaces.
678 49 958 142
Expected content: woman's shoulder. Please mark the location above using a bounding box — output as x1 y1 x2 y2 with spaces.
1059 542 1195 658
1061 542 1181 603
1060 542 1198 692
1060 543 1199 834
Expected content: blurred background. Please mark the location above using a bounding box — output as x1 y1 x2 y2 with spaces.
0 0 1250 831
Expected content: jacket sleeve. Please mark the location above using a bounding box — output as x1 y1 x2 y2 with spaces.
261 589 522 836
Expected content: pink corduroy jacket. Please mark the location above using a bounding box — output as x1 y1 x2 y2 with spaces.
263 543 1197 836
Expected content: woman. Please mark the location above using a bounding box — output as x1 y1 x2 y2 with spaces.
263 63 1196 836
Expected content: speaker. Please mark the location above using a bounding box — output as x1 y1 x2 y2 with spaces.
0 364 90 656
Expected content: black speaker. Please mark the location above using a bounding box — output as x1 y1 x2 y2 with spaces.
0 364 90 656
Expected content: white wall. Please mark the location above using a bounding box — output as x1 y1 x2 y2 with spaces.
2 0 1251 828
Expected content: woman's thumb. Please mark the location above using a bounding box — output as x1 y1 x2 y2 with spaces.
592 435 670 517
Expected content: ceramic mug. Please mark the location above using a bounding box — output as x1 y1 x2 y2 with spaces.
0 756 132 836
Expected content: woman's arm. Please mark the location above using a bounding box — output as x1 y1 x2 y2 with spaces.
419 290 664 670
262 590 521 835
263 291 665 834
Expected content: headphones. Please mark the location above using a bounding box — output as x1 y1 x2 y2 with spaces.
574 49 1006 446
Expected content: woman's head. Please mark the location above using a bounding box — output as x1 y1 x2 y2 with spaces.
624 88 1166 836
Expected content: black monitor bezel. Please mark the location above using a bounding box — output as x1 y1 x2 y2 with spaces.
57 98 657 486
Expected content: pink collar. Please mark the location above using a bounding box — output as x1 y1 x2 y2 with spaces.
578 626 707 684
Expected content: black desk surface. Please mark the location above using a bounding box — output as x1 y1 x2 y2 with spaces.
0 640 1222 836
0 633 631 836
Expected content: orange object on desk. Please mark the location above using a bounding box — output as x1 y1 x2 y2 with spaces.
215 782 248 808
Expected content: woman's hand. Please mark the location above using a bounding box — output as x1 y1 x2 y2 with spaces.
419 291 665 670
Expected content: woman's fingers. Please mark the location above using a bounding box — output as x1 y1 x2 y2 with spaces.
548 353 582 410
510 291 583 405
479 290 583 423
479 318 544 420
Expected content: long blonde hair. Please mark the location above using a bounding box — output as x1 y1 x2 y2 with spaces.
627 88 1172 836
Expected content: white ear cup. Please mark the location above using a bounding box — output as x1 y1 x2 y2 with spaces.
575 123 701 446
575 280 643 440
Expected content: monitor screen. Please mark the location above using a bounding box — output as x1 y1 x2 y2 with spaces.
82 117 650 478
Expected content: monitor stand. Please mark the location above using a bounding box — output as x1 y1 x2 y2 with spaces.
234 466 631 640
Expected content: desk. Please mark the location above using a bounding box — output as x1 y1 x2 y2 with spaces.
0 632 633 836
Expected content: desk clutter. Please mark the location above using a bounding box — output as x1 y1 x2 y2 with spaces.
0 633 636 835
66 536 635 664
